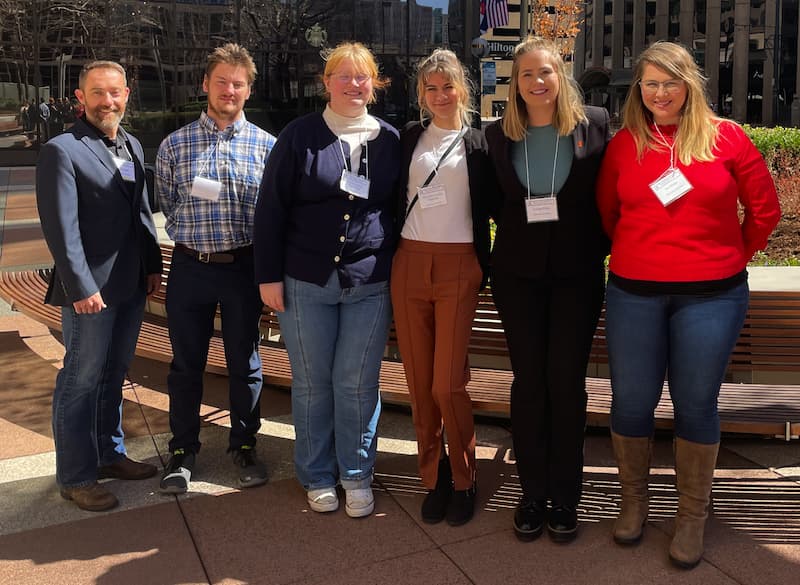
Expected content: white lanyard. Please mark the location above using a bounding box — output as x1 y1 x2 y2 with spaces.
196 138 220 178
653 123 677 170
336 134 369 180
522 131 560 199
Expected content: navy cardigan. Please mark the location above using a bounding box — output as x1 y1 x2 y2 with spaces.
254 112 401 288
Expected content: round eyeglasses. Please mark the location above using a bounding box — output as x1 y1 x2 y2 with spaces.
639 80 685 95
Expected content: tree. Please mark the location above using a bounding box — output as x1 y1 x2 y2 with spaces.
530 0 583 59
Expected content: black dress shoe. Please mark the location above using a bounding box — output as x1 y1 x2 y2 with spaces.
446 483 476 526
513 498 546 541
422 458 453 524
548 504 578 543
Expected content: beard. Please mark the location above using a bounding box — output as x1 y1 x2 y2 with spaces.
86 107 124 134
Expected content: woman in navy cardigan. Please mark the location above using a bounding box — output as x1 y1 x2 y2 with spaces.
392 49 491 527
485 37 611 543
254 42 400 518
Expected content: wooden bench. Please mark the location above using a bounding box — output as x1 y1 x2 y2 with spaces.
2 247 800 440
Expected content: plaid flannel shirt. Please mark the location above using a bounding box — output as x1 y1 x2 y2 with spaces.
156 111 276 253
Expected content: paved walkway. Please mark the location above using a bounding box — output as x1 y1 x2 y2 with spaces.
1 167 800 584
1 304 800 584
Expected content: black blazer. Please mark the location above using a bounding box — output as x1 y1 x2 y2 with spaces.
396 121 492 287
485 106 611 279
36 118 162 306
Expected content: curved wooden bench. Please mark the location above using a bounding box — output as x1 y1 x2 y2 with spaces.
2 253 800 440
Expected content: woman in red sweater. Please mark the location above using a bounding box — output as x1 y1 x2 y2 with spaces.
597 41 780 569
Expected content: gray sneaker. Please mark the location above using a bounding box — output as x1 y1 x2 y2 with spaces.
159 449 195 494
232 445 268 488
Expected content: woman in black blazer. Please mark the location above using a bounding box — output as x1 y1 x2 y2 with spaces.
392 49 491 527
485 36 610 543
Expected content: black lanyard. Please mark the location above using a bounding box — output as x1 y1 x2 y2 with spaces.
405 125 468 221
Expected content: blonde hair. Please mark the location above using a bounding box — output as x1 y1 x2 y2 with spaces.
415 49 475 128
206 43 257 85
79 61 127 89
502 36 586 141
322 42 388 104
622 41 720 164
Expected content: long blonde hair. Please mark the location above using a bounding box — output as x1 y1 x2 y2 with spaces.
622 41 720 164
416 48 475 128
502 36 586 141
321 42 389 104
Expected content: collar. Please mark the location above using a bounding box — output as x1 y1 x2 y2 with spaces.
199 110 247 138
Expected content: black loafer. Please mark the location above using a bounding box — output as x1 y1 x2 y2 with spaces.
513 498 546 541
548 504 578 543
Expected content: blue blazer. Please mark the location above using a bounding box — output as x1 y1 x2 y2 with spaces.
36 117 162 307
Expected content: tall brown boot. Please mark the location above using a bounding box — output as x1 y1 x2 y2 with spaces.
611 431 651 545
669 437 719 569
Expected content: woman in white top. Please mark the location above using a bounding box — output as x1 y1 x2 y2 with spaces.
392 48 491 527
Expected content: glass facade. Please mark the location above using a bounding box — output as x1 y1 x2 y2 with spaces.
0 0 470 164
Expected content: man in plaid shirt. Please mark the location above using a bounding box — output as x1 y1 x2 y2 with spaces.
155 43 276 494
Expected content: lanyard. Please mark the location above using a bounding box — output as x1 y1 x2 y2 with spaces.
196 138 220 178
405 125 468 220
336 133 369 180
653 123 677 170
522 130 560 199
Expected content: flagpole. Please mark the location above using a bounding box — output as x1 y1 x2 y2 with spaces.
519 0 529 39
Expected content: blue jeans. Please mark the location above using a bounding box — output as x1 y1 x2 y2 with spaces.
279 273 392 490
166 251 263 454
52 290 145 488
606 280 749 444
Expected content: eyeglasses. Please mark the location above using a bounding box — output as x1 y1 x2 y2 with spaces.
639 79 684 95
330 73 371 85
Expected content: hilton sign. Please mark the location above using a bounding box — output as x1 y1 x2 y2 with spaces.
487 41 517 57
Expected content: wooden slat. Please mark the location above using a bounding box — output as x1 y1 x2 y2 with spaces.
2 249 800 440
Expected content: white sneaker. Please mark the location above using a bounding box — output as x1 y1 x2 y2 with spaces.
307 487 339 513
345 487 374 518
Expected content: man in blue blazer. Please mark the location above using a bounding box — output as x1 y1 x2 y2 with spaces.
36 60 163 511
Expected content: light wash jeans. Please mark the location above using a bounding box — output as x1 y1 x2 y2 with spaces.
53 290 145 488
606 279 749 444
279 272 392 490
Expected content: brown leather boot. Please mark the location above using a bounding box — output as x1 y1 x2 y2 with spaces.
669 437 719 569
611 431 651 545
98 456 157 480
60 482 119 511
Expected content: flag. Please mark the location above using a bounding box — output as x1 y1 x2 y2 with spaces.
479 1 488 34
486 0 509 29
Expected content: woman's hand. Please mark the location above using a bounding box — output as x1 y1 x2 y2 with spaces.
259 282 285 312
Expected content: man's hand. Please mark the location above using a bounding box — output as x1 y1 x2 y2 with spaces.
73 292 106 314
259 282 285 312
146 273 162 297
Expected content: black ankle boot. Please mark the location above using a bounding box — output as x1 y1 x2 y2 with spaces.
446 483 476 526
421 458 453 524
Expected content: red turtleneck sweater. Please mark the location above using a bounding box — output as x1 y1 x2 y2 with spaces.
596 120 781 282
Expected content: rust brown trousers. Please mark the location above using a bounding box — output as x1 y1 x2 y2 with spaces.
390 238 482 490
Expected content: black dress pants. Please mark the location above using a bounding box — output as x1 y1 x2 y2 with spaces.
491 267 605 507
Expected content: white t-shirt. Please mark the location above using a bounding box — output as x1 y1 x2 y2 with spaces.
401 122 473 243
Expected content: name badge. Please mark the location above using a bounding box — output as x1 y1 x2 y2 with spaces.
526 197 559 223
417 184 447 209
649 168 692 206
112 157 136 182
190 176 222 202
340 169 370 199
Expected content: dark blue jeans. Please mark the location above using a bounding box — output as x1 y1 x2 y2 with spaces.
166 252 263 454
606 280 749 444
53 290 145 488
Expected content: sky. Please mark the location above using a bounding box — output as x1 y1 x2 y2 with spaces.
416 0 449 14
